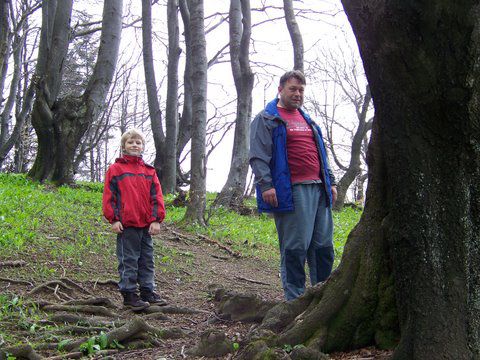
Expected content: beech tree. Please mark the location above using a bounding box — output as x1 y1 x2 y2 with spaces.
238 1 480 359
283 0 303 72
28 0 123 184
214 0 254 208
183 0 207 225
163 0 180 193
0 1 39 170
141 0 169 190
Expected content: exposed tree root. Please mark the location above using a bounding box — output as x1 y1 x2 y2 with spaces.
169 227 241 257
27 280 76 297
144 312 170 321
58 277 92 296
238 213 398 357
88 279 118 288
186 329 234 357
43 317 192 354
44 349 118 360
213 288 278 323
0 276 34 286
48 325 110 335
62 297 116 308
143 304 210 315
48 313 123 327
45 351 85 359
0 260 27 267
42 304 117 317
0 344 42 360
198 234 241 257
234 275 271 286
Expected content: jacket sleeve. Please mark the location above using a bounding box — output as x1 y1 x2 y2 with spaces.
149 172 166 223
249 113 274 193
102 167 119 224
327 161 337 186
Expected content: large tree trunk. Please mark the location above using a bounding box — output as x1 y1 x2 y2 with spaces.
241 2 480 359
343 1 480 358
183 0 207 225
163 0 180 194
28 0 122 184
215 0 254 208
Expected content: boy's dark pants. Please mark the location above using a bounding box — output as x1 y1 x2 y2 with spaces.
116 227 155 293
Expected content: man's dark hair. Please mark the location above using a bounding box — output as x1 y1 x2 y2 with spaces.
279 70 306 88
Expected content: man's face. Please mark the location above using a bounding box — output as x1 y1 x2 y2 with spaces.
278 77 305 110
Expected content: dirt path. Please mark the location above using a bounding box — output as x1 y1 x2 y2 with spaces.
0 225 390 359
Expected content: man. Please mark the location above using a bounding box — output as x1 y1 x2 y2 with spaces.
249 70 337 300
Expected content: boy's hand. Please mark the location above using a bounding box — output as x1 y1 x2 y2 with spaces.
149 221 161 235
112 221 124 234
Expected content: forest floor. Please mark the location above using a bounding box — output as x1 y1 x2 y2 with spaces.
0 224 392 360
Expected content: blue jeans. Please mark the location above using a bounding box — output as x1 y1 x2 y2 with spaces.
274 184 334 300
116 227 155 293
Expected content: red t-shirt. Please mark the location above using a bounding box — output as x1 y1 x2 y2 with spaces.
278 107 321 183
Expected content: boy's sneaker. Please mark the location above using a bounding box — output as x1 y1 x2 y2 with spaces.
121 292 149 311
140 290 167 306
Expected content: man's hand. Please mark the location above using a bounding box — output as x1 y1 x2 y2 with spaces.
262 188 278 207
149 221 161 235
112 221 124 234
331 186 338 205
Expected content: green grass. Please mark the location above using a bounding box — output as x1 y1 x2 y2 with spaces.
0 173 361 268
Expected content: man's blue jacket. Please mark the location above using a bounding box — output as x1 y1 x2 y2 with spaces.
249 98 336 213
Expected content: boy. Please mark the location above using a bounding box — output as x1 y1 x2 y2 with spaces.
102 129 167 310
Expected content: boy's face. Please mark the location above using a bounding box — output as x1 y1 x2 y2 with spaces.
123 136 144 156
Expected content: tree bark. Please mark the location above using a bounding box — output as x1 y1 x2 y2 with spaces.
244 1 480 359
28 0 122 184
177 0 193 186
0 0 10 149
343 1 480 358
0 8 36 168
283 0 303 72
215 0 254 208
183 0 207 225
141 0 166 181
163 0 181 194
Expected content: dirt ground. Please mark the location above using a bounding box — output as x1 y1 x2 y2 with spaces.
0 225 392 359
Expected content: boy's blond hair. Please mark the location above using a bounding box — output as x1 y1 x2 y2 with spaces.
120 128 146 151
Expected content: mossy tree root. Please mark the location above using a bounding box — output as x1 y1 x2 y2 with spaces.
252 214 399 354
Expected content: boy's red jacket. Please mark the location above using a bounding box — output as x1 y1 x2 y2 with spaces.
102 155 165 228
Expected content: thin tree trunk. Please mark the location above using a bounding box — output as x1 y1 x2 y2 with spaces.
141 0 165 179
184 0 207 225
215 0 254 208
163 0 180 194
177 0 193 186
283 0 303 72
333 86 372 210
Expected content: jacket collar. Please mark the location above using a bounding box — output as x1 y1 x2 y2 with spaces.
263 98 312 123
116 154 144 165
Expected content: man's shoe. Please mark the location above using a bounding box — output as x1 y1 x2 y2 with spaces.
121 292 149 311
140 291 167 306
